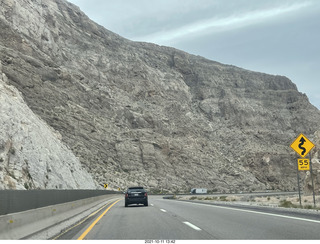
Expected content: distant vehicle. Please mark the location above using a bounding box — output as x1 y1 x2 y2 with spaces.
190 188 207 194
125 187 148 207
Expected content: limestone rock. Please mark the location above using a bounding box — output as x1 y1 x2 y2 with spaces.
0 67 96 189
304 131 320 194
0 0 320 192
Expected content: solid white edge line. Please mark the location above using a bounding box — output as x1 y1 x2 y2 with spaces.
176 201 320 224
183 221 202 231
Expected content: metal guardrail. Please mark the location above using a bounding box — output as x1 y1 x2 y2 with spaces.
0 189 120 215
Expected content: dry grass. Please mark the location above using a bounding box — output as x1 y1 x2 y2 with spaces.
177 194 320 210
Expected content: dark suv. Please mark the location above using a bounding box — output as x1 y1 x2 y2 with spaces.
125 187 148 207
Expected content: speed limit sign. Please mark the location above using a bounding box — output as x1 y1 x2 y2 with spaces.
297 158 310 171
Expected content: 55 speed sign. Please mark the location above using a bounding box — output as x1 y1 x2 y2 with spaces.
297 158 310 171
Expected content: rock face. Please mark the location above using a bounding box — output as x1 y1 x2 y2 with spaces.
0 62 96 189
0 0 320 192
304 131 320 194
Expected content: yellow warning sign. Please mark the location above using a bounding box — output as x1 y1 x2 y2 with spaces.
298 158 310 171
290 133 315 158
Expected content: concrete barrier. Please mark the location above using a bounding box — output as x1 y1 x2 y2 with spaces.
0 194 121 240
0 189 118 215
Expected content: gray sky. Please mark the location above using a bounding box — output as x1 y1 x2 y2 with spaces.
68 0 320 109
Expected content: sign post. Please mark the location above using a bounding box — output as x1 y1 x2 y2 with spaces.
309 153 316 208
295 163 302 207
290 133 315 208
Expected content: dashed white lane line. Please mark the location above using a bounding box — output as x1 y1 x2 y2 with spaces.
158 207 201 231
183 221 202 231
151 204 154 206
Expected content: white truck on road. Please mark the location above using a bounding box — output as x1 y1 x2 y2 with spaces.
190 188 207 194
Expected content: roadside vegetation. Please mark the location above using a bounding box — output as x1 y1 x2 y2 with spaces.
182 194 320 210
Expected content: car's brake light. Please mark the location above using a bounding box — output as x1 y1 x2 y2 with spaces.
144 192 148 197
125 193 128 198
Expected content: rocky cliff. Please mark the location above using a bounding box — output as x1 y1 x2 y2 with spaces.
0 0 319 192
0 62 96 189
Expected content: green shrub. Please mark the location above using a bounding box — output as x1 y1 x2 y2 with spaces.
279 200 296 208
304 205 313 209
219 196 228 201
24 183 29 189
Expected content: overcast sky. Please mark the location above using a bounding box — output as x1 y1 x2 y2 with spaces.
68 0 320 109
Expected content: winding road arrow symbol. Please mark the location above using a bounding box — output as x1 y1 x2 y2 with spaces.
298 137 306 156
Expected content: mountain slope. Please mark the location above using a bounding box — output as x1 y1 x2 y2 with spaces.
0 62 96 189
0 0 319 192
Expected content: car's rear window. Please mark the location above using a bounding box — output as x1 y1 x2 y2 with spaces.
128 189 145 193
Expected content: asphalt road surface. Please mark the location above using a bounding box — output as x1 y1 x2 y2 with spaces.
53 195 320 240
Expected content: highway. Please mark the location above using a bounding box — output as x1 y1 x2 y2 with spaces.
53 195 320 240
